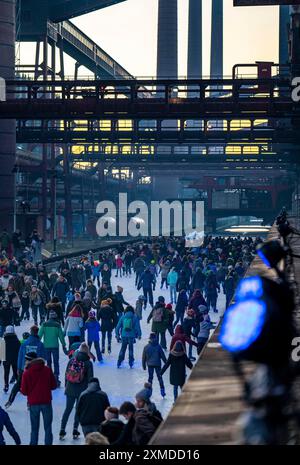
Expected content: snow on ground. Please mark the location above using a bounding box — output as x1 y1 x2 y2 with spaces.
0 271 226 445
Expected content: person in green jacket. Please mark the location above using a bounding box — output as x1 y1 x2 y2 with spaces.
38 310 67 386
147 296 169 350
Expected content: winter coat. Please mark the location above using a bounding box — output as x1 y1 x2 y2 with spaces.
64 307 84 337
170 325 198 351
101 268 111 285
0 406 21 445
3 333 20 364
30 289 46 307
132 409 158 445
133 257 145 273
64 351 94 398
204 273 219 296
97 305 116 332
116 257 123 268
142 339 167 369
175 291 188 315
167 270 178 286
189 290 207 312
21 358 57 405
70 267 81 290
182 317 197 339
161 345 193 387
138 270 155 290
191 269 206 291
92 264 100 277
52 279 69 303
198 314 215 339
135 300 143 320
99 419 124 444
115 311 141 340
113 416 135 446
45 301 64 326
38 319 66 349
77 382 110 426
0 306 14 327
160 263 170 279
17 335 46 371
147 304 169 333
84 319 101 342
86 284 97 301
114 291 129 315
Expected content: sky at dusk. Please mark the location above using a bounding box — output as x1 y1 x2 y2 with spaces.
20 0 280 78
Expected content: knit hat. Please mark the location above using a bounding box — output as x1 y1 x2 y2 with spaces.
198 305 208 314
5 325 14 334
135 387 151 403
117 286 123 292
138 295 146 301
88 310 96 318
166 303 173 310
158 296 165 303
25 351 37 361
49 311 57 319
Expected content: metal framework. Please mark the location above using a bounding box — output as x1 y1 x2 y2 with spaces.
2 77 296 121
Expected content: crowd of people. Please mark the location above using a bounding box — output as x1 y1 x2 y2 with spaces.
0 229 261 445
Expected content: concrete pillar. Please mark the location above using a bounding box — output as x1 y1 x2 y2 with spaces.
157 0 178 78
279 5 290 64
188 0 202 78
210 0 223 78
0 0 16 230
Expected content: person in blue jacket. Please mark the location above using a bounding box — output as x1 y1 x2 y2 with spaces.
0 405 21 445
5 325 46 409
84 310 102 362
115 306 141 369
17 325 46 372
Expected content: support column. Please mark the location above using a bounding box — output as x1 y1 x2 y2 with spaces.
210 0 223 78
63 146 73 243
279 6 290 65
188 0 202 79
0 0 16 230
157 0 178 78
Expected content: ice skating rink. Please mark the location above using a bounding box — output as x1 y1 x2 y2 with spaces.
0 272 225 445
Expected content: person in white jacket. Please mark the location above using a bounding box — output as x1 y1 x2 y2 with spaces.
64 304 84 348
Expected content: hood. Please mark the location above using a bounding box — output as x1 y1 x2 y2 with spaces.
69 306 82 318
171 342 185 357
86 381 101 393
27 358 45 370
174 325 184 335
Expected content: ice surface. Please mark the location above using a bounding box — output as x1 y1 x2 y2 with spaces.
0 273 225 445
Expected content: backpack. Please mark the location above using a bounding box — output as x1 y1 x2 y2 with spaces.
123 316 133 332
66 358 85 384
153 307 163 323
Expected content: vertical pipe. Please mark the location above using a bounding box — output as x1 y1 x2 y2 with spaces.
0 0 15 230
41 37 48 238
210 0 223 78
63 145 73 243
157 0 178 78
279 5 290 65
188 0 202 78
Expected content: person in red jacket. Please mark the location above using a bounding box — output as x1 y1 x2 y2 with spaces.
115 255 123 278
20 352 57 445
170 324 198 354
